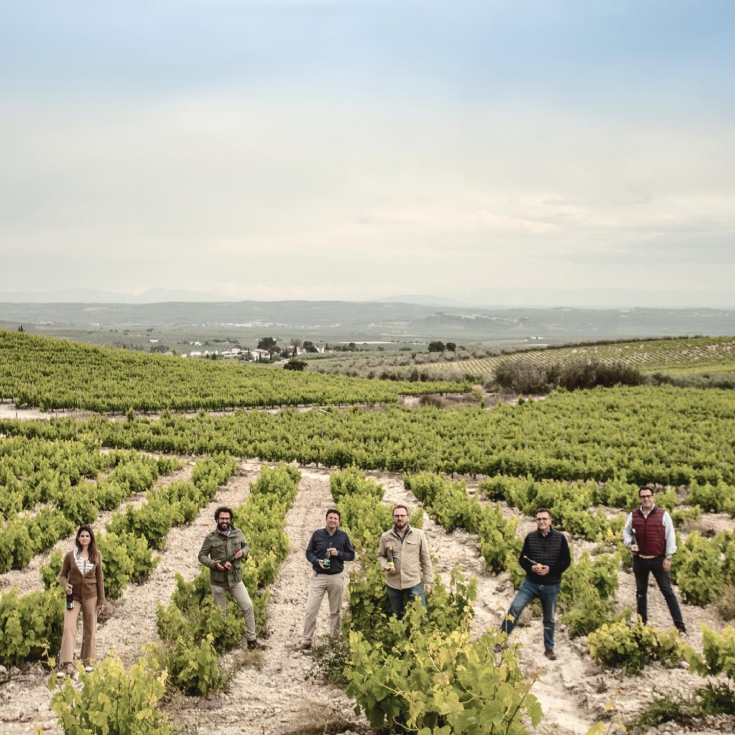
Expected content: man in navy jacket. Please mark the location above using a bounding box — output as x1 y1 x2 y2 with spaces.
300 508 356 651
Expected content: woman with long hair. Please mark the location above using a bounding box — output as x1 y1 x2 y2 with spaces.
57 525 106 676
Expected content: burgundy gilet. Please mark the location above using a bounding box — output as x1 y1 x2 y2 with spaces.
631 506 666 556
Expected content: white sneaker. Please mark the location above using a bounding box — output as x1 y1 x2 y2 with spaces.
84 664 94 673
57 663 74 678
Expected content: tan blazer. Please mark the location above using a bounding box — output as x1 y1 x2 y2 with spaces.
60 550 105 605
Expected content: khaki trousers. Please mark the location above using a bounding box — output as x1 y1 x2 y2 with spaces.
210 582 257 641
60 596 97 664
301 571 344 645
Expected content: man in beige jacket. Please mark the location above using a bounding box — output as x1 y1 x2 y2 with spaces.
377 504 434 618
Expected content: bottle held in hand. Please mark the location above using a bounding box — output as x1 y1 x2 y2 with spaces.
323 543 332 569
65 584 74 610
630 528 639 555
386 545 395 571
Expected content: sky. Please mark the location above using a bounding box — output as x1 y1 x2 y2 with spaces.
1 0 734 307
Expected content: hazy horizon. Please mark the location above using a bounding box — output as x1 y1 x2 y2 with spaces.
1 287 735 311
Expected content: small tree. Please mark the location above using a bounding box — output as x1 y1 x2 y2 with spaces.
257 336 278 358
284 360 307 371
446 342 456 352
428 341 445 353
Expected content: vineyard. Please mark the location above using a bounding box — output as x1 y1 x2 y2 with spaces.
0 331 469 412
443 336 735 378
2 342 735 733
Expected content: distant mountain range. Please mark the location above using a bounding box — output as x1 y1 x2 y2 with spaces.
2 300 734 344
1 288 733 310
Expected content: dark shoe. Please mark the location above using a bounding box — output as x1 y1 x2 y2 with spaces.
299 642 312 651
247 639 266 651
544 649 557 661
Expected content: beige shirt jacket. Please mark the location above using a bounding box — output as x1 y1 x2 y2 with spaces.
377 525 434 591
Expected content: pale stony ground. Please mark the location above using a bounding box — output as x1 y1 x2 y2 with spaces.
171 469 361 735
1 454 734 735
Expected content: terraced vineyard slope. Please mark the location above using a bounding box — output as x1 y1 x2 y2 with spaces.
444 336 735 378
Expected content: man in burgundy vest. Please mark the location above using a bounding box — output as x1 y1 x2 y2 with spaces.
623 486 686 633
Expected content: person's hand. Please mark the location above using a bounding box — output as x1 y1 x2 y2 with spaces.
663 558 672 573
534 565 550 576
224 561 233 570
327 547 338 557
234 549 244 560
317 560 326 570
97 603 105 614
386 565 398 574
424 584 433 595
65 584 73 594
215 561 225 571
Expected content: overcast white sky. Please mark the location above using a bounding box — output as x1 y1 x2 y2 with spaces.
1 1 734 306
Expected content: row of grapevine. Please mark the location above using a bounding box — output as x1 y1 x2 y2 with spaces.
0 455 237 667
444 336 735 377
0 435 114 520
153 464 301 694
3 385 733 486
0 448 175 573
0 330 469 412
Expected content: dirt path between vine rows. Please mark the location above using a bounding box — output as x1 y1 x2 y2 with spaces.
0 461 258 735
170 469 363 735
0 460 195 596
373 473 597 734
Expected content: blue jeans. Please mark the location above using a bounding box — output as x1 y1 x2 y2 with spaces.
387 584 426 619
500 578 560 651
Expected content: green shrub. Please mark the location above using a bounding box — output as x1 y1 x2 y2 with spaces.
331 466 384 503
0 586 63 667
48 655 172 735
40 550 63 590
688 479 735 514
347 608 542 733
149 636 224 696
97 532 135 600
561 553 618 636
588 618 683 675
671 532 723 605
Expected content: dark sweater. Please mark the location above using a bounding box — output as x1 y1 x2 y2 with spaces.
519 528 571 584
305 528 355 575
